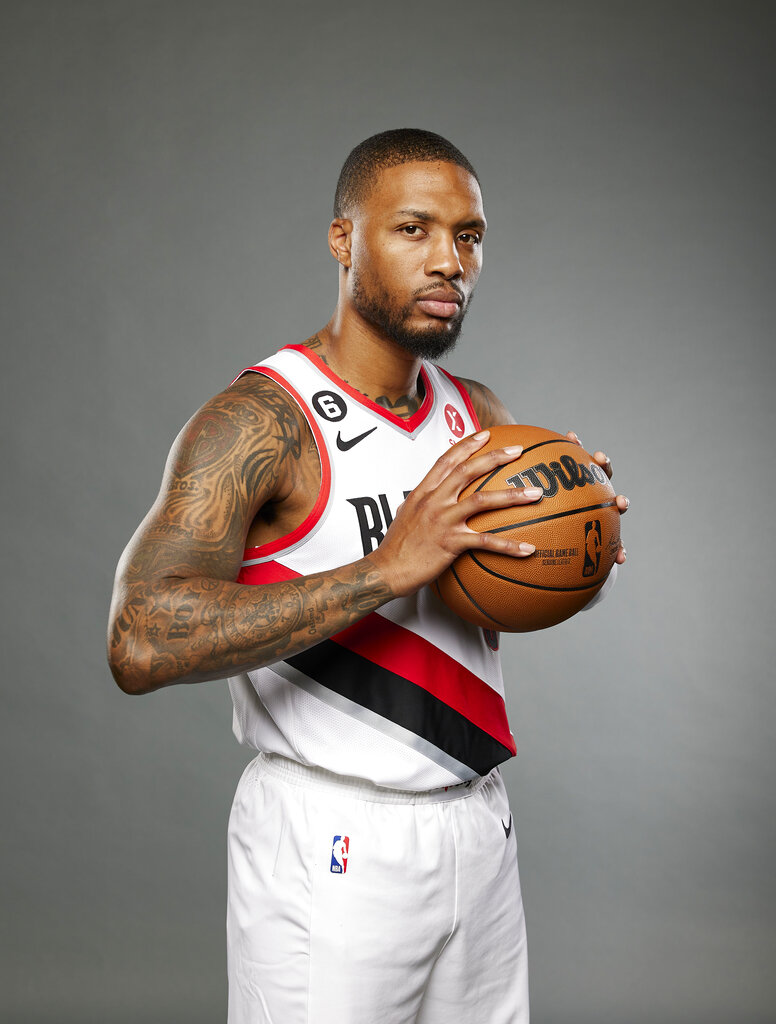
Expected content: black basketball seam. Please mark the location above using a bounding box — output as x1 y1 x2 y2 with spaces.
474 465 507 493
465 551 608 593
520 437 577 456
473 438 578 493
450 562 511 629
486 500 617 534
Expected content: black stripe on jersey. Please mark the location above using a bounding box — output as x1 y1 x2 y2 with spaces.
286 642 513 776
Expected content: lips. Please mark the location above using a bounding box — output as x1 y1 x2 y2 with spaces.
416 292 463 319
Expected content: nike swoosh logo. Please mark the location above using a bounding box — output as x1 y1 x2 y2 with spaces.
336 426 377 451
502 815 513 840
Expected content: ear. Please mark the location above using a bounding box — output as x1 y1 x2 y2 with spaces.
328 218 353 268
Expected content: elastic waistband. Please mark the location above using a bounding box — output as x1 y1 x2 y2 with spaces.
256 753 495 805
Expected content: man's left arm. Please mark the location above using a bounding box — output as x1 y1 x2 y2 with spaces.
457 377 628 566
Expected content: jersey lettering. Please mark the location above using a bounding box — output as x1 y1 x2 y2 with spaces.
347 491 412 555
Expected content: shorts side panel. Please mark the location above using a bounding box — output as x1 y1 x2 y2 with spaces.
417 771 529 1024
227 758 314 1024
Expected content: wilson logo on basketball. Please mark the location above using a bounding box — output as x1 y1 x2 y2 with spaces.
506 455 608 499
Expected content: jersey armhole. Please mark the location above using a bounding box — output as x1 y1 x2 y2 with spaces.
233 366 332 562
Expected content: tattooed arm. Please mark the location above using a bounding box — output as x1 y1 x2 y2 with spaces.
107 375 396 695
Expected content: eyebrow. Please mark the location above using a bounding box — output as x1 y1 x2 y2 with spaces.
394 208 487 231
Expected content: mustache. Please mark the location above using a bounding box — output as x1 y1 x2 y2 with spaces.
413 284 466 303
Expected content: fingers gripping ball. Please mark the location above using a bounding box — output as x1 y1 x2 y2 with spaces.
432 425 620 632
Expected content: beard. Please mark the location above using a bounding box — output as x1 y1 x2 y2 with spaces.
350 268 468 360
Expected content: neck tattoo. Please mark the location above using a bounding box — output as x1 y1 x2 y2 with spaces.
304 336 424 420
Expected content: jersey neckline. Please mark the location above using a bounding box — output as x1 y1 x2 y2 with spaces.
282 344 435 433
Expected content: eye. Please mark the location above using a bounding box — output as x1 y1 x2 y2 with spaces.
399 224 425 237
458 232 481 246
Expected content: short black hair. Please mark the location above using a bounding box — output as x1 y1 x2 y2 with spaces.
333 128 479 218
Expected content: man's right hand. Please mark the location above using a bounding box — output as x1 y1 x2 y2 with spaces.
370 430 542 598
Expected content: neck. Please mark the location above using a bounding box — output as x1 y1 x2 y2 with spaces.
307 305 425 418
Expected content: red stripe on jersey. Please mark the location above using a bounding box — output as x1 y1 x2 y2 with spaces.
282 344 435 433
231 366 332 560
237 560 302 585
235 559 513 753
437 366 482 431
331 614 514 754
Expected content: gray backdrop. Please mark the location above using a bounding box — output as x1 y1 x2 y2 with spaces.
2 2 774 1022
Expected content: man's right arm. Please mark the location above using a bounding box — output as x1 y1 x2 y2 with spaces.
108 377 542 695
107 375 400 694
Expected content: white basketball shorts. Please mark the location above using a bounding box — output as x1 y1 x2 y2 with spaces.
227 753 529 1023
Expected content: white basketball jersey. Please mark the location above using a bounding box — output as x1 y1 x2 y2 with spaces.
227 344 516 791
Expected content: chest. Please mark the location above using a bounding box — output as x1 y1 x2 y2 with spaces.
243 349 477 558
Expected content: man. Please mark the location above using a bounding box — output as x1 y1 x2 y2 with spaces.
108 129 628 1023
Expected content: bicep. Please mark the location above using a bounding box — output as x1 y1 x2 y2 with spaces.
117 379 295 587
457 378 516 429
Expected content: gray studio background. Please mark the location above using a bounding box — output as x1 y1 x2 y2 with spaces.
2 2 774 1022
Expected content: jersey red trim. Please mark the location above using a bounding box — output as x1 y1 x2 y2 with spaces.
235 560 514 754
437 366 482 431
282 344 435 433
232 367 331 560
237 560 302 585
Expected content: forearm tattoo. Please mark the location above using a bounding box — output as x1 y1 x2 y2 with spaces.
111 561 394 691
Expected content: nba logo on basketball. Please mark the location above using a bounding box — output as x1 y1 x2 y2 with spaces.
330 835 349 873
583 520 602 577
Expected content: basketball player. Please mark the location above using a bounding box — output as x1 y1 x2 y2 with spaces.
108 129 628 1024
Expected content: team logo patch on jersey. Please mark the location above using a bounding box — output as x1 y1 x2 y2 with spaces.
444 403 465 438
330 835 350 873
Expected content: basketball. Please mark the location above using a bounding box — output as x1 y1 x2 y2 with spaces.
432 425 620 632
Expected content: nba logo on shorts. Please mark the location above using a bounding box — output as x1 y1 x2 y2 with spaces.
583 520 602 577
330 835 349 874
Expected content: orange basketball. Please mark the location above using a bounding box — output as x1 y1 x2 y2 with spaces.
432 425 620 632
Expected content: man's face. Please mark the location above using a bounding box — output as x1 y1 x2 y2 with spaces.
345 161 486 359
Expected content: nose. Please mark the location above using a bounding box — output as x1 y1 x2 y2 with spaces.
425 232 463 279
